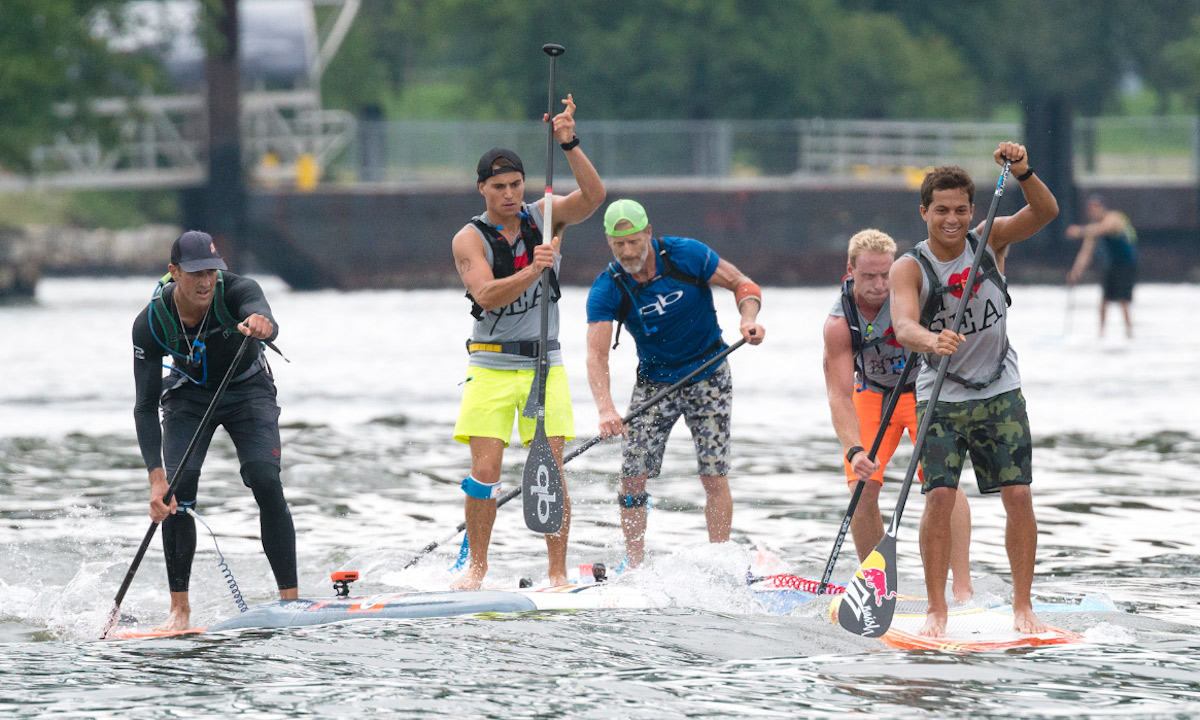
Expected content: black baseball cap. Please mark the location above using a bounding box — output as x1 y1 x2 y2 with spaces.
476 148 525 183
170 230 227 272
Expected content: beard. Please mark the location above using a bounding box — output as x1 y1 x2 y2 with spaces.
618 243 651 274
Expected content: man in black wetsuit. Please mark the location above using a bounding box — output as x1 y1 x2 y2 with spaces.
131 230 297 630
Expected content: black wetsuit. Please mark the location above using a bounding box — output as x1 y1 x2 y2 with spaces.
132 272 297 592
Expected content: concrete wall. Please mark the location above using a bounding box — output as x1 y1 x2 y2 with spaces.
245 181 1200 290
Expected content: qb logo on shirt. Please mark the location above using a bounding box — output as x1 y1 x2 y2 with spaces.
640 290 684 317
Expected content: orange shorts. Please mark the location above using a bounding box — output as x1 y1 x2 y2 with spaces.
842 388 923 485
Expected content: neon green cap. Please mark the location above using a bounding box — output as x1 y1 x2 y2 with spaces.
603 199 649 237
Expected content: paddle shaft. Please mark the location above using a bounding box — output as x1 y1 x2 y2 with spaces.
522 42 563 421
404 337 748 568
517 43 568 534
816 349 919 594
886 159 1012 535
102 334 254 637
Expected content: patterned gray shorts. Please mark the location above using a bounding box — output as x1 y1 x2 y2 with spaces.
621 363 732 479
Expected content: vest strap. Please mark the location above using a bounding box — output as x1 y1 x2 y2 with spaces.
465 339 560 357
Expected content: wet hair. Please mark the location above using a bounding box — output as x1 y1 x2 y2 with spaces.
920 166 975 207
490 157 520 174
847 229 896 266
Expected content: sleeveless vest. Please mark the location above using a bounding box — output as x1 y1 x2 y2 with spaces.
907 232 1021 402
465 203 560 321
465 202 563 370
830 277 911 393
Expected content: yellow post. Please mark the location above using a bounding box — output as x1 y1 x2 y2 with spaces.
296 153 319 192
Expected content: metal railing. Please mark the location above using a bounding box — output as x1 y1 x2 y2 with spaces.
346 115 1199 186
18 90 355 191
11 113 1198 192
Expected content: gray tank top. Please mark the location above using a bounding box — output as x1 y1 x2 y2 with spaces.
911 237 1021 403
828 294 912 393
466 201 563 371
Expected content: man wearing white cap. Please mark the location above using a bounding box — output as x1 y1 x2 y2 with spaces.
585 199 765 568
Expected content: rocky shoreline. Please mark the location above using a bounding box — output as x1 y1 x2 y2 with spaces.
0 224 180 298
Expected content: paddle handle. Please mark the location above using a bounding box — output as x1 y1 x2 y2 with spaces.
102 334 254 637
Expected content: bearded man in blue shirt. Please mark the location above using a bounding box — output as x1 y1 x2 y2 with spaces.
585 199 765 568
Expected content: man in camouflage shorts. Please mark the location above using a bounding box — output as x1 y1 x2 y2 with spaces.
585 199 765 568
892 143 1059 636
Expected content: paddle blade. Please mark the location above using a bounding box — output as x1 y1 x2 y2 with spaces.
521 428 563 534
836 533 899 638
100 604 121 639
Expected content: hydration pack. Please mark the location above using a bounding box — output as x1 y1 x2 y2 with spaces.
465 206 561 320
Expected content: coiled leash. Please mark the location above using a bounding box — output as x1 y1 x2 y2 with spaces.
179 503 249 613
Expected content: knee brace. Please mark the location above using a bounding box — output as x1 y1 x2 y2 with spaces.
462 476 503 500
618 492 650 509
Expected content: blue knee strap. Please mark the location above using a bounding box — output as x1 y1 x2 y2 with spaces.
461 476 502 500
618 493 650 509
173 500 196 516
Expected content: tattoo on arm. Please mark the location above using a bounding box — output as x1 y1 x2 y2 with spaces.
457 257 471 276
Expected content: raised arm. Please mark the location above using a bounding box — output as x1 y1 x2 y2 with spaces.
708 258 765 344
985 141 1060 252
453 226 559 312
540 94 606 238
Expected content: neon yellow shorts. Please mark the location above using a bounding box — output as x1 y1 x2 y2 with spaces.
454 366 575 446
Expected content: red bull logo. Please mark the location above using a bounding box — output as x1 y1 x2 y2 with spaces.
947 269 982 300
859 567 896 606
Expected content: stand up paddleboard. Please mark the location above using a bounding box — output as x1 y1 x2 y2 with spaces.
829 595 1084 651
109 568 833 639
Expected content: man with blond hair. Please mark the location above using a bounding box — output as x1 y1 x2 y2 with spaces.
822 229 973 602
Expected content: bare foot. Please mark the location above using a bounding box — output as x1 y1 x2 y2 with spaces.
280 588 299 601
917 608 947 638
153 607 191 632
1013 607 1047 634
547 571 568 587
952 579 975 605
451 565 486 590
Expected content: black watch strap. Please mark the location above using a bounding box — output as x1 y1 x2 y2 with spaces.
845 445 866 462
560 136 580 151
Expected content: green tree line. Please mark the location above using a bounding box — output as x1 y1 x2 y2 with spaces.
320 0 1200 122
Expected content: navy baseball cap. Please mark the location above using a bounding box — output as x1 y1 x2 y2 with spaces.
170 230 227 272
476 148 525 183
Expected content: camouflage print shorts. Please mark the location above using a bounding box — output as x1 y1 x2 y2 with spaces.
916 388 1032 494
621 363 732 479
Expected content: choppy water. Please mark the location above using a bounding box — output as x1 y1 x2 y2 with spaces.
1 277 1198 719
